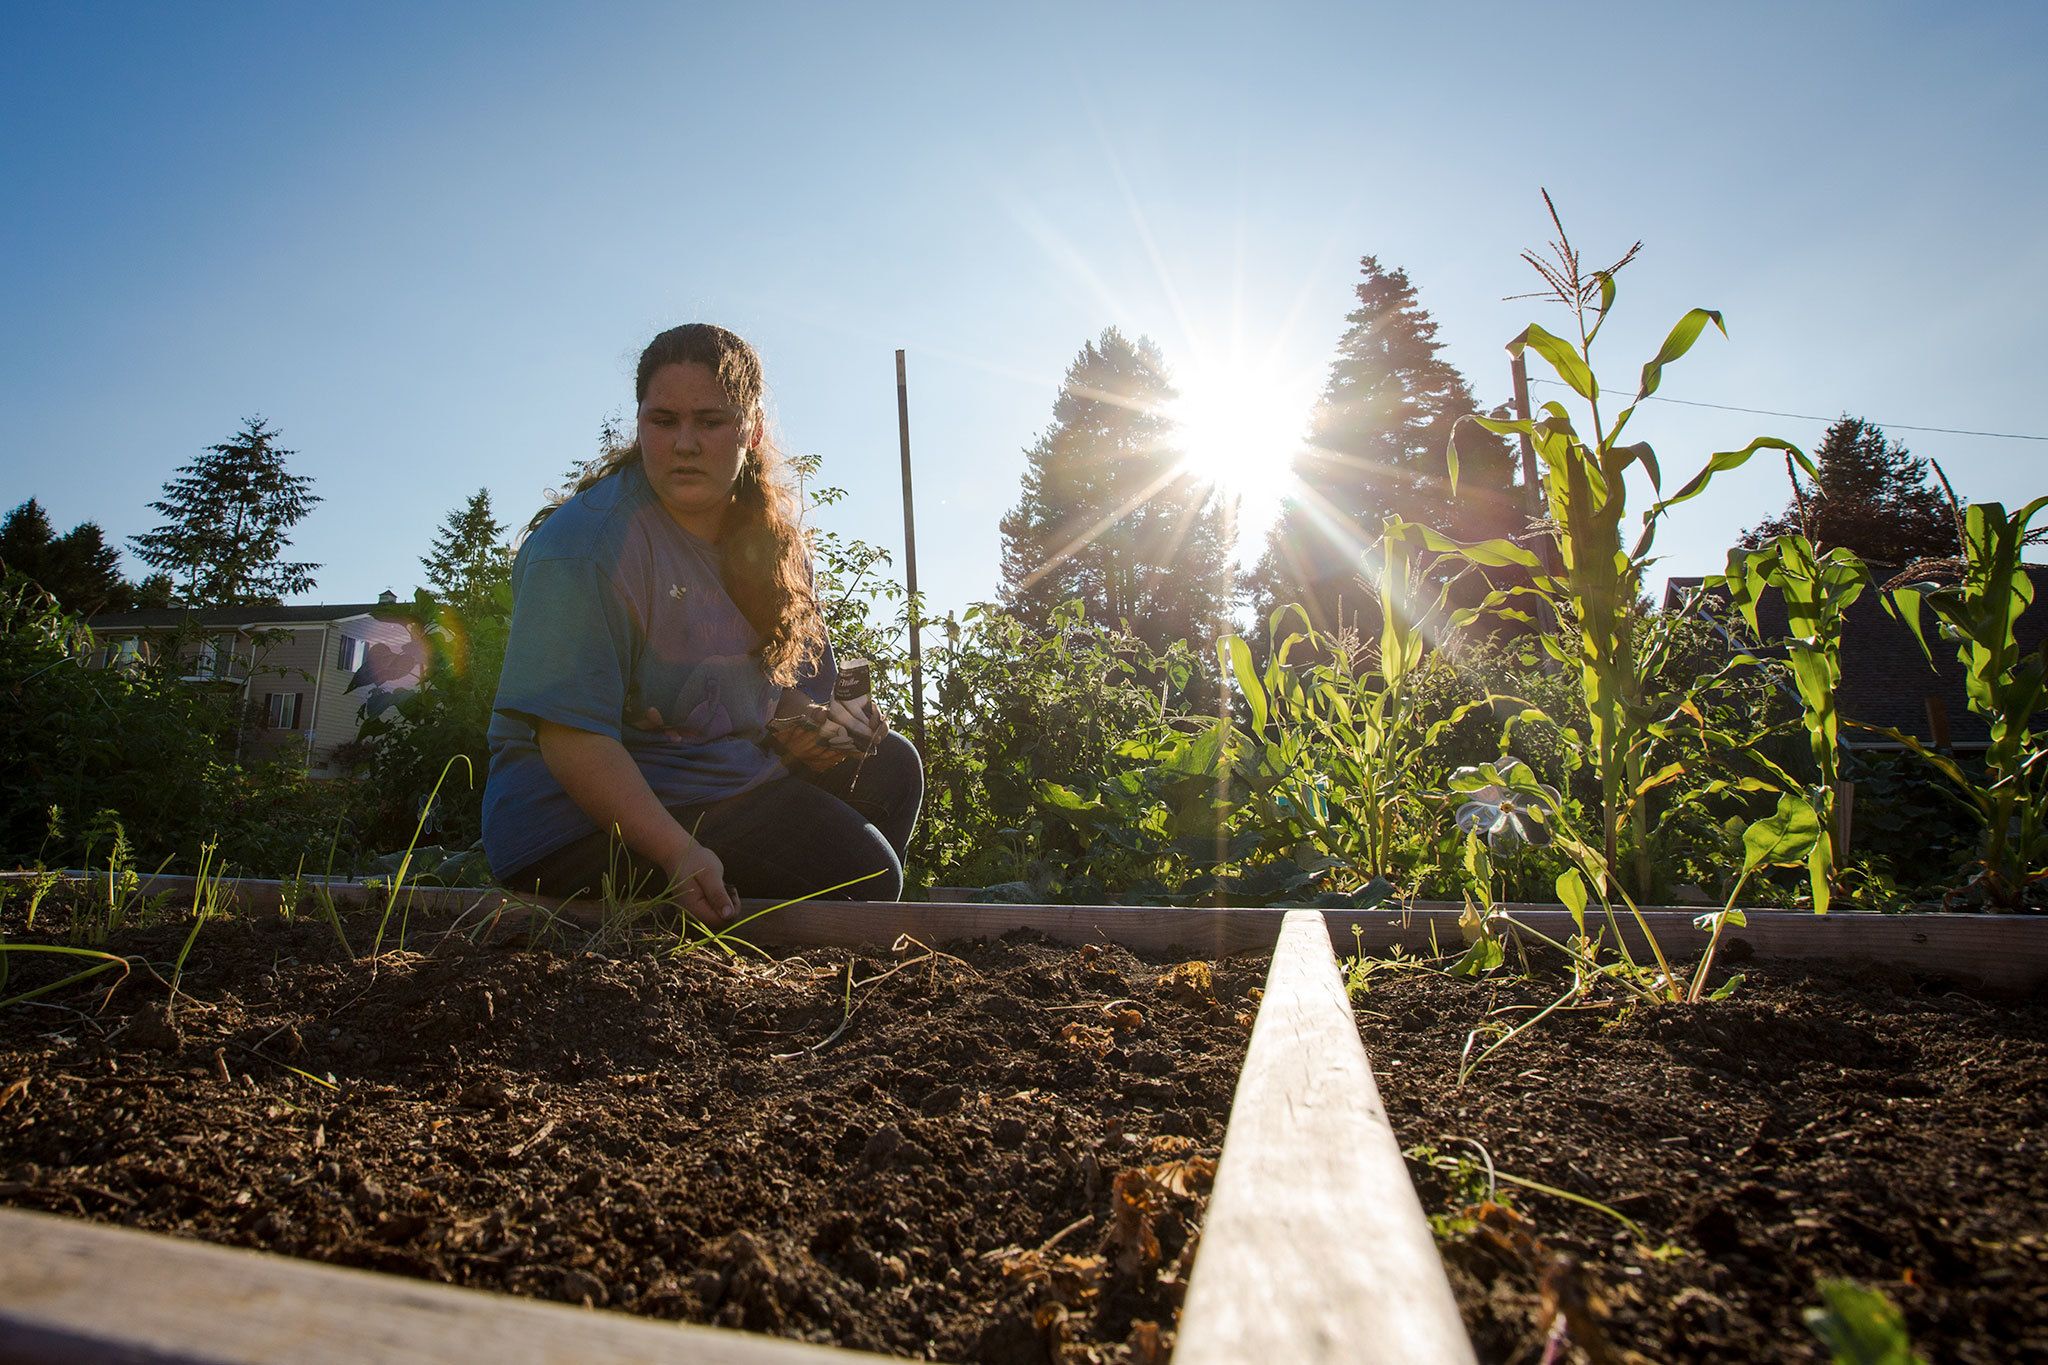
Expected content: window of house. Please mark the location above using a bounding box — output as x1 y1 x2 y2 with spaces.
111 638 143 669
337 635 366 673
266 692 303 730
196 634 233 677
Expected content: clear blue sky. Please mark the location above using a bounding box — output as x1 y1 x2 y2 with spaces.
5 1 2044 628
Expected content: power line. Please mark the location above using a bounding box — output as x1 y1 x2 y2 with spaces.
1527 378 2048 442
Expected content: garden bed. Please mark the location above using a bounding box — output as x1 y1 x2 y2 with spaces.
0 905 1260 1362
1365 959 2048 1363
8 883 2047 1363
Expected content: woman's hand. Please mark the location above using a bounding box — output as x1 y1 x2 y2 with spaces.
667 837 736 927
826 695 888 751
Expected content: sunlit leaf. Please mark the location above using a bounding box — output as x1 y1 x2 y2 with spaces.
1741 793 1821 873
1636 308 1725 398
1511 323 1597 401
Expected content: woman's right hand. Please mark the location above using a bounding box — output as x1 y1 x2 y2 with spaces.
668 838 736 927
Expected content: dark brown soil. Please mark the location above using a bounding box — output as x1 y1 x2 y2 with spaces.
0 907 1258 1362
1363 955 2048 1364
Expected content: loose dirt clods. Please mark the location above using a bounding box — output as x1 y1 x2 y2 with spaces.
0 909 1259 1362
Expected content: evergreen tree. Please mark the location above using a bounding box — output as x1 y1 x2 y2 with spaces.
0 498 136 614
999 328 1232 650
420 487 510 613
1741 416 1956 567
1248 256 1520 631
130 418 321 605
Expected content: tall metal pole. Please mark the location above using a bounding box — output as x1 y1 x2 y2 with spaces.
894 350 927 753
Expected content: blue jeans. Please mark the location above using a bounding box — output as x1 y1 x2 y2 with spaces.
500 733 923 903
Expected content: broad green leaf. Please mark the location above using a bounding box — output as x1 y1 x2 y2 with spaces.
1448 935 1505 977
1741 793 1821 873
1511 323 1598 401
1036 781 1101 815
1556 868 1588 931
1637 308 1725 398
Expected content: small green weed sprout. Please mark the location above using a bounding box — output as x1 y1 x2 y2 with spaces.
370 754 473 956
1805 1279 1925 1365
167 838 230 1020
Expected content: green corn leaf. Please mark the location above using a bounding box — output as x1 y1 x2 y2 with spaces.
1619 441 1661 491
1809 833 1834 915
1585 270 1619 346
1468 413 1529 437
1658 436 1812 514
1221 635 1268 734
1637 308 1726 398
1512 323 1598 401
1404 523 1544 569
1884 587 1935 662
1633 761 1687 798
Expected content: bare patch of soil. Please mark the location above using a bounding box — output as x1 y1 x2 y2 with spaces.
1363 957 2048 1363
0 908 1257 1362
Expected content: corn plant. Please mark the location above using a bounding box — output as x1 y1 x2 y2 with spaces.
1709 535 1873 911
1442 200 1818 899
1878 498 2048 906
1215 521 1467 885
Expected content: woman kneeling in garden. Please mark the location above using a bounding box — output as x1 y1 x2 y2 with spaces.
482 323 922 924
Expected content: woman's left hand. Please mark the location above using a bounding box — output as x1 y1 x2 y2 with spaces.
825 695 888 753
768 702 850 771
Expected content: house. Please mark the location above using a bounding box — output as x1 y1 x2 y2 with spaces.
1662 565 2048 751
86 593 422 775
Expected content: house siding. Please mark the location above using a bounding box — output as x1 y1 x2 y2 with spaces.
87 604 422 777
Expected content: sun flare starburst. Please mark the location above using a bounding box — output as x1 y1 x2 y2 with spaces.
1167 362 1319 547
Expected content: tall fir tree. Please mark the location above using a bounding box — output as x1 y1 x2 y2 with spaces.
1248 256 1520 631
1741 415 1957 566
0 498 137 615
420 487 511 614
130 418 321 606
999 328 1232 650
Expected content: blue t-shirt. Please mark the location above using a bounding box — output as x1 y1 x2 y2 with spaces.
481 462 836 878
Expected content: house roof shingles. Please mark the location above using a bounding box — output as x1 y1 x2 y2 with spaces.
87 603 397 631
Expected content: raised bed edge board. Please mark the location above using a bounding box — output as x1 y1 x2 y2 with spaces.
1175 910 1476 1365
15 873 2048 991
0 911 1479 1364
0 1205 878 1365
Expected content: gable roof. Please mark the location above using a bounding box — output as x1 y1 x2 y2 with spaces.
87 603 398 631
1664 565 2048 749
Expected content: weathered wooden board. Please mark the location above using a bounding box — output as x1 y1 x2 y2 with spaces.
1175 910 1476 1364
0 1206 879 1365
15 872 2047 990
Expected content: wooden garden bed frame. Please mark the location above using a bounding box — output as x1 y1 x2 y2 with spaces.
5 876 2045 1363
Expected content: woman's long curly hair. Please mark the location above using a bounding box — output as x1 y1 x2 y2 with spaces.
529 324 825 687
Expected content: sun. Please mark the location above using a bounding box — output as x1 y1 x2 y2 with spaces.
1167 362 1318 544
